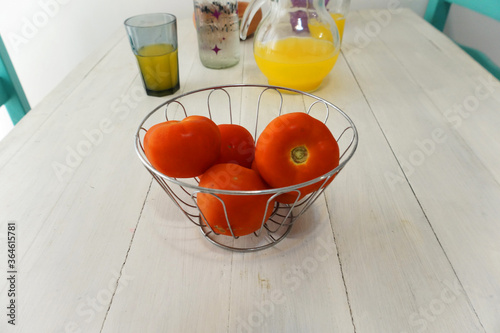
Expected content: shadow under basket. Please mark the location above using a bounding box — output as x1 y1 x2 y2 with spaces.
135 84 358 252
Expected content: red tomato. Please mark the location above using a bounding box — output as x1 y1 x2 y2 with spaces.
197 163 276 237
216 124 255 168
251 159 260 175
254 112 339 203
144 116 221 178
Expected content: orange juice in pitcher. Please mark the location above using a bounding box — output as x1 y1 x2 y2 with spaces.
254 37 338 92
326 0 350 45
330 13 346 42
241 0 340 92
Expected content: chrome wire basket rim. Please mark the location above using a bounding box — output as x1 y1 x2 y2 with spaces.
134 83 359 197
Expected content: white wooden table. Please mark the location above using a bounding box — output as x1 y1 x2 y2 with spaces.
1 8 500 333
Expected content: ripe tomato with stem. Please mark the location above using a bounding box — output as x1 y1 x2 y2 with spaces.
254 112 340 203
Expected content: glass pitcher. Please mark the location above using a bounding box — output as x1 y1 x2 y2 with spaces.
325 0 350 46
240 0 340 92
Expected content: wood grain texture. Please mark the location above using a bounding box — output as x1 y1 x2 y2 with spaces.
336 9 499 332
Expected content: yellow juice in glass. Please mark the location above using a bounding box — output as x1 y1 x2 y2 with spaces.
254 37 338 92
135 43 179 95
330 13 346 43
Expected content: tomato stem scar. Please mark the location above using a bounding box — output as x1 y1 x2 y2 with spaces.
291 146 308 164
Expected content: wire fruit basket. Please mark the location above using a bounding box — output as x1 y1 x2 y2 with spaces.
135 84 358 252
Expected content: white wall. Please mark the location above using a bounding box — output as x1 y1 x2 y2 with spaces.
0 0 194 108
0 0 499 138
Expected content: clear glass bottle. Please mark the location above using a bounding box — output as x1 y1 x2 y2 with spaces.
193 0 241 69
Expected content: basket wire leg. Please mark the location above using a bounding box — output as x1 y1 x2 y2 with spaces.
253 196 276 237
264 190 302 234
295 175 337 219
192 192 246 240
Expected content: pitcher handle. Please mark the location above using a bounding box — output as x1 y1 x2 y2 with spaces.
240 0 267 40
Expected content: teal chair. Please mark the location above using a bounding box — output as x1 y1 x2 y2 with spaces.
0 35 30 125
424 0 500 80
